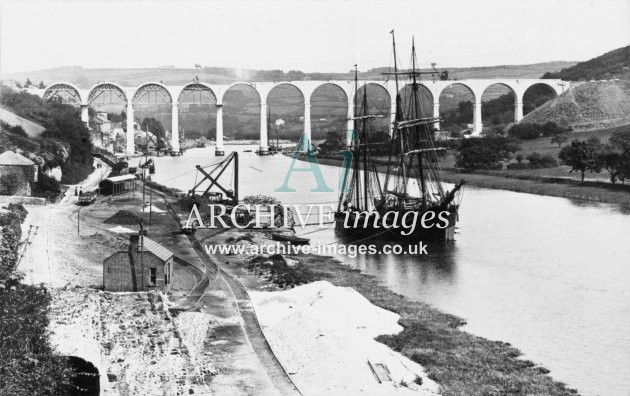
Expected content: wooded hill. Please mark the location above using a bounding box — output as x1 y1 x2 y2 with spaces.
542 45 630 81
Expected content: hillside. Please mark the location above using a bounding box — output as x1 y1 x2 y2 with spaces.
522 80 630 131
542 45 630 81
0 87 94 186
368 61 576 80
4 61 576 88
0 106 46 137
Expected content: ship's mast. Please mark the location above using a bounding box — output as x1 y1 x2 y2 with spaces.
392 30 407 196
353 65 361 209
362 79 369 211
411 37 427 205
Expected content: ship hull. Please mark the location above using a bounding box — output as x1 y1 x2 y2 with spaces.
334 206 459 241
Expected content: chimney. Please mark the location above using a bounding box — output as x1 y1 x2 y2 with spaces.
129 234 140 252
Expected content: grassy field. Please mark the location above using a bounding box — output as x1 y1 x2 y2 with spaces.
513 125 627 156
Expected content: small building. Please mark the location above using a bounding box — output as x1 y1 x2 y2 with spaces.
103 234 173 292
99 174 137 195
0 151 38 196
92 113 112 148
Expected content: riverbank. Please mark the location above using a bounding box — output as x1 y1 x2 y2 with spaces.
198 228 579 395
307 154 630 207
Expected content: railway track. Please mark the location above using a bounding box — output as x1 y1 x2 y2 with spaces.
157 190 302 396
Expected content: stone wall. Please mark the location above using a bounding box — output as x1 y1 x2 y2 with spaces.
0 164 37 196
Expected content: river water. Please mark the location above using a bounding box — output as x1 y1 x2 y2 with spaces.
149 146 630 396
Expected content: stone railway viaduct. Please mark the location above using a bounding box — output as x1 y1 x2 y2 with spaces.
39 78 566 155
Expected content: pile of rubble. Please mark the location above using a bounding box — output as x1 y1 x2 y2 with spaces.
49 288 218 395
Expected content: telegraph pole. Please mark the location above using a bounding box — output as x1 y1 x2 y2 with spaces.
139 221 145 291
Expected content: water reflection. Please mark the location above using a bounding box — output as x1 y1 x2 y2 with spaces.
568 196 630 215
333 230 459 288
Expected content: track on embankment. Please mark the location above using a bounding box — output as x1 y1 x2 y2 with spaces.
156 190 302 396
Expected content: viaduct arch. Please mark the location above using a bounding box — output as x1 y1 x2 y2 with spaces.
39 78 567 155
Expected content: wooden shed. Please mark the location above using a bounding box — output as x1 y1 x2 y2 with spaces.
99 174 137 196
103 234 173 292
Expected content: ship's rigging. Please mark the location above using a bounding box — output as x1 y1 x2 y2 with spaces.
335 30 465 240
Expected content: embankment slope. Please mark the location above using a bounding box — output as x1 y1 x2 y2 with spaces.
522 80 630 132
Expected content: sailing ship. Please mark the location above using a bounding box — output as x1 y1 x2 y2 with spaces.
335 32 465 241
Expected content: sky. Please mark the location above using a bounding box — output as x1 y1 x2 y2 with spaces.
0 0 629 75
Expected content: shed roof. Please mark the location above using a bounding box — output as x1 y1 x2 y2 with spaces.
139 237 174 262
105 174 136 183
0 151 35 166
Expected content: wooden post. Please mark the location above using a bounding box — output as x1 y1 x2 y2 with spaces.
234 152 239 205
139 222 144 291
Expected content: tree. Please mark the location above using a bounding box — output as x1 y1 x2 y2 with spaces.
551 133 568 147
456 136 520 171
140 117 165 140
508 123 542 140
599 130 630 184
599 148 625 184
37 81 46 89
318 131 345 155
558 139 602 181
526 152 557 168
608 129 630 152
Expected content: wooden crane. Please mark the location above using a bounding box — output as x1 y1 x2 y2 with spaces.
188 151 239 206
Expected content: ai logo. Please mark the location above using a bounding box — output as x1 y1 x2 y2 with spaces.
275 130 357 193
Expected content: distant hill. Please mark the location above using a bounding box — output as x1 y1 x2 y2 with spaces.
542 46 630 81
522 80 630 132
4 61 576 88
368 61 576 80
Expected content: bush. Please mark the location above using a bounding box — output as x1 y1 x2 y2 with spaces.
526 152 558 169
0 204 73 394
32 171 61 198
0 274 73 395
0 121 27 137
508 121 570 140
59 159 94 184
456 137 520 171
506 162 529 170
0 173 20 196
508 123 542 140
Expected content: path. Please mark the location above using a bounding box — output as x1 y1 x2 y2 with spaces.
18 159 110 286
158 191 301 396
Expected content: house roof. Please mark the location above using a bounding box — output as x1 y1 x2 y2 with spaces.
139 237 174 262
0 151 35 166
105 174 136 183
